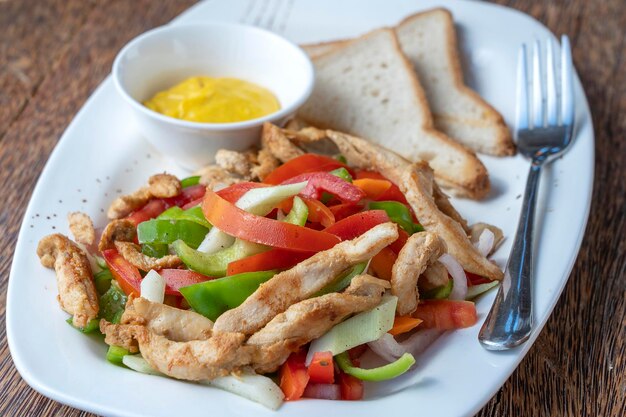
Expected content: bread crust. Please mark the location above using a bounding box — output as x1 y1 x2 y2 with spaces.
397 8 515 156
299 28 490 199
300 7 515 157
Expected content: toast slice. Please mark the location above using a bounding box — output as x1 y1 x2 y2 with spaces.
297 28 489 199
396 8 514 156
300 8 514 156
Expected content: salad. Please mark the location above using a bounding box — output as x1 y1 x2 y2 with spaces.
36 123 503 410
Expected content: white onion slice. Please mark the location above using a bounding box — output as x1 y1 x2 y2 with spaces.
140 270 165 303
438 253 467 300
368 333 406 362
400 328 444 356
475 228 495 257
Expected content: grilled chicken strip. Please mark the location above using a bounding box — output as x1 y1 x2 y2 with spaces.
248 274 390 373
316 129 501 280
37 234 99 328
391 232 446 315
213 222 399 335
399 164 503 280
136 329 252 381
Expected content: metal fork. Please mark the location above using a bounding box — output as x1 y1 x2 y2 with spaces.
478 36 575 350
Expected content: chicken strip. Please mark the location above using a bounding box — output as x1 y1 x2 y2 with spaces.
215 149 255 179
250 148 279 180
213 222 399 335
400 164 503 280
98 219 136 252
136 329 252 381
195 165 242 189
108 173 180 219
313 129 501 280
391 232 447 315
114 241 182 271
248 274 389 373
124 297 213 342
100 320 140 353
67 212 95 246
37 234 99 328
420 261 450 290
470 222 504 254
261 122 305 162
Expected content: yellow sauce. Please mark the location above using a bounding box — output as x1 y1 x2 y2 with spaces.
144 76 280 123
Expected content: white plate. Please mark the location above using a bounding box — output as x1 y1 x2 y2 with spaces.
6 1 593 416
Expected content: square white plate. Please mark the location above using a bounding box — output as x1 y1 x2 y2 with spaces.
7 1 593 416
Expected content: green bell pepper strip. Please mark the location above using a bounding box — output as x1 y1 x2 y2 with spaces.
180 175 201 188
180 270 276 321
141 243 169 259
94 268 113 295
99 281 127 324
175 193 308 276
66 317 100 333
283 196 308 226
157 206 212 229
173 239 264 277
335 351 415 381
369 201 423 234
422 279 453 300
315 262 367 296
329 167 353 183
137 219 209 249
106 345 130 367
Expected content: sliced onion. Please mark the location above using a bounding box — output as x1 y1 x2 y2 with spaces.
140 270 165 303
303 383 341 400
368 333 406 362
438 253 467 300
400 328 443 356
475 228 495 257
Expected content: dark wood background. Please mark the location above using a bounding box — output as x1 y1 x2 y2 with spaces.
1 0 624 416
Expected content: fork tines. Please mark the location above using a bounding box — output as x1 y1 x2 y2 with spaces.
515 35 574 131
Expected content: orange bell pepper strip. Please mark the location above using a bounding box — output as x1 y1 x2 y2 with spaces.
388 316 423 336
352 178 392 200
202 187 340 252
369 246 397 281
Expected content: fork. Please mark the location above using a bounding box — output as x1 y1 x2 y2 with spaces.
478 36 575 350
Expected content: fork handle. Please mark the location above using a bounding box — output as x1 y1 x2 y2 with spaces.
478 162 542 350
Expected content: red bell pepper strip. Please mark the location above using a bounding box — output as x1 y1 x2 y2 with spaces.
388 228 410 254
412 300 477 330
157 269 214 296
126 184 207 226
264 154 352 185
102 249 142 297
280 350 310 401
328 202 364 221
126 199 169 227
339 370 364 400
323 210 390 241
466 271 492 286
307 351 335 384
202 188 340 252
226 249 314 276
369 247 397 281
282 172 365 204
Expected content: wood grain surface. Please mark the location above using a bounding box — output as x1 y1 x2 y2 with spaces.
0 0 624 416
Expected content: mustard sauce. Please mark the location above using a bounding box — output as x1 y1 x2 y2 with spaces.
144 76 280 123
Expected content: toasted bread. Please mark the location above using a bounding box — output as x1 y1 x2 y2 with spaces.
396 8 514 156
300 8 514 156
297 28 489 199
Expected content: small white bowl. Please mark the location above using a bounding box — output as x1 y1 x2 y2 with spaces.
112 22 314 170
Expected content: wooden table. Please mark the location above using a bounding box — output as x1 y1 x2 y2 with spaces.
1 1 623 415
